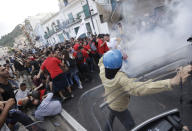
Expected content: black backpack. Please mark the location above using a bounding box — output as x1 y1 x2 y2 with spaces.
76 51 84 62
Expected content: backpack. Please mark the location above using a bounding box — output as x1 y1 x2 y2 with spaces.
89 42 97 51
76 51 84 62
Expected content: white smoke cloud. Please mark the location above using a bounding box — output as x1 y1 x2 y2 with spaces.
114 0 192 77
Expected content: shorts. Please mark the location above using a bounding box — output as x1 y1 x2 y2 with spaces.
52 73 69 93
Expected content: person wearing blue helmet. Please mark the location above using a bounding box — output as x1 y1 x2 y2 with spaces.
99 49 192 131
103 49 123 79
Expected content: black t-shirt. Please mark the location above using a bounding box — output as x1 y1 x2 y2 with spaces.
30 60 40 71
13 59 25 71
68 58 77 69
0 82 15 101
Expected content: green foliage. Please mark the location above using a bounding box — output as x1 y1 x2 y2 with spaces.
0 25 22 47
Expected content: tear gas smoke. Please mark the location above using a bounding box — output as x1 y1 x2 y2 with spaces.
109 0 192 77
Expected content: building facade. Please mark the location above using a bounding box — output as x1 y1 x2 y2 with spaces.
23 13 56 47
41 0 110 45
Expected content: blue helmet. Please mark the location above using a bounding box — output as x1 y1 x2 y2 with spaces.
103 49 123 69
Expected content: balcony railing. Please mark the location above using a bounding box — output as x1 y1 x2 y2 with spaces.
44 18 82 39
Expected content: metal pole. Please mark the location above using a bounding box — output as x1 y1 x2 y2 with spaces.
86 0 96 35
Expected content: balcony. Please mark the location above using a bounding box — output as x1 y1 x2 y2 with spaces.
43 17 82 39
44 29 55 39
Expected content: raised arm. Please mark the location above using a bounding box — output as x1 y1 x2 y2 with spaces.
0 98 15 128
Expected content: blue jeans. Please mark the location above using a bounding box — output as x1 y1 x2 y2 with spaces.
7 109 34 130
68 72 80 86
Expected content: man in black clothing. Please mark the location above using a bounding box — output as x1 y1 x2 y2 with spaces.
0 66 15 101
13 57 26 79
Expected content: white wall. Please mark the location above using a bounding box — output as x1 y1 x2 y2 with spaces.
41 0 110 43
34 24 47 45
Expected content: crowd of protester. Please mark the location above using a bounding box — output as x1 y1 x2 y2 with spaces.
0 33 121 130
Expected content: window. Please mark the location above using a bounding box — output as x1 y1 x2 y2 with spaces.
83 4 90 18
111 0 117 11
63 0 68 6
68 13 74 23
74 27 80 35
57 20 60 25
46 27 50 32
51 22 56 31
99 15 104 23
58 33 65 42
76 12 83 19
56 20 61 29
86 23 92 34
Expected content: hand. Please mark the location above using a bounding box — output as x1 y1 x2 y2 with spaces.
4 98 15 109
0 101 6 110
33 75 37 80
36 74 40 79
170 65 192 86
182 126 189 131
42 95 48 100
0 88 4 93
122 53 128 60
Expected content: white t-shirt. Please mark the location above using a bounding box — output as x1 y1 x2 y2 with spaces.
15 89 29 104
107 37 120 50
0 124 10 131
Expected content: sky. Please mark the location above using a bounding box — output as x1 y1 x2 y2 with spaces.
0 0 59 38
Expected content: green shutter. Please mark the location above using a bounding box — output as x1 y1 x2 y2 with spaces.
83 4 90 18
74 27 80 35
85 23 92 34
58 34 65 42
68 13 74 23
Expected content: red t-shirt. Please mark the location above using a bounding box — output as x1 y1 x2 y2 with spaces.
41 57 63 79
83 45 90 51
97 39 109 55
73 49 89 63
73 43 80 51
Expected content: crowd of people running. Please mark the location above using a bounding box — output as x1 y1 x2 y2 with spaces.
0 33 121 131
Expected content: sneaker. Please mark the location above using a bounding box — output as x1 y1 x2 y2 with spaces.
78 83 83 89
61 97 67 102
78 81 83 89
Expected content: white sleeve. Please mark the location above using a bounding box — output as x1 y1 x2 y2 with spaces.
43 93 53 102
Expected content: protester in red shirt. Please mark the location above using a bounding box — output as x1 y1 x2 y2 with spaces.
82 40 96 72
36 50 73 101
83 40 91 52
97 34 109 57
73 46 92 82
73 46 89 64
73 43 80 51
